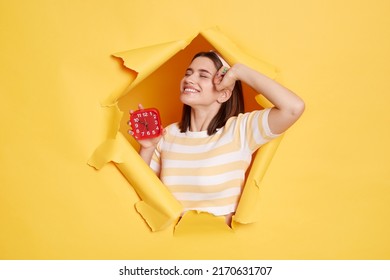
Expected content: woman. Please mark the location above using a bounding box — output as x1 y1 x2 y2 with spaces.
130 51 304 224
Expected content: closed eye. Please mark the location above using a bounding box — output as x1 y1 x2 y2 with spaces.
184 68 213 78
199 69 212 78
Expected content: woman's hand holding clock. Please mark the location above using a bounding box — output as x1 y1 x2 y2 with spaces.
128 104 164 151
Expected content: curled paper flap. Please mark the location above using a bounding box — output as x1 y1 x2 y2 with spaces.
105 104 124 139
88 138 126 169
135 201 179 232
88 133 183 231
200 27 277 79
233 136 284 224
174 211 233 236
109 36 196 104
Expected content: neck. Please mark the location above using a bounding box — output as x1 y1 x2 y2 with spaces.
189 105 220 132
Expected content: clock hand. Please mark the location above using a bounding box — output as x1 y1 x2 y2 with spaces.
139 118 149 130
143 117 149 130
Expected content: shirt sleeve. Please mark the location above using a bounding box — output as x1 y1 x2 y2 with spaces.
239 108 281 153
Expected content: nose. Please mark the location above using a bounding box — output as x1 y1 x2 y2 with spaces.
184 72 196 84
186 78 194 85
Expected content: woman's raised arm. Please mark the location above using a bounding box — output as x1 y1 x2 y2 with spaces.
215 63 305 134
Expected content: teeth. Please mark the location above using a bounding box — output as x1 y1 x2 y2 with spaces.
184 88 198 93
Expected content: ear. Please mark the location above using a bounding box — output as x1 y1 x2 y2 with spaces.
217 89 232 104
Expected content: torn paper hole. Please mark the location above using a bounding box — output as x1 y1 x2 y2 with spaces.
88 27 283 233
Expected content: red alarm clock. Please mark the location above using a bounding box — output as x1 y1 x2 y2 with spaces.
129 108 162 139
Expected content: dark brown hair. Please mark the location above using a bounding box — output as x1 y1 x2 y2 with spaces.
179 51 244 135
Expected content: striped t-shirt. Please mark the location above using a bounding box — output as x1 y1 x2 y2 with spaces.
150 108 280 216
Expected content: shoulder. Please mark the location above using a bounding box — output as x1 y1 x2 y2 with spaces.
162 122 188 141
165 122 181 134
225 108 280 138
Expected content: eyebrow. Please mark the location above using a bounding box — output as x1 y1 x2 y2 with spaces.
186 68 213 75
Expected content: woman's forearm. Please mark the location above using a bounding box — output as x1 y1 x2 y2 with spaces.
139 146 155 165
232 64 305 133
234 64 304 113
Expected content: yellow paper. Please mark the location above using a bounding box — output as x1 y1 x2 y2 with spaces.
174 211 233 236
2 0 390 260
89 132 183 231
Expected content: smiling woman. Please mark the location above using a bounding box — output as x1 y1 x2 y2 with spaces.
129 50 305 225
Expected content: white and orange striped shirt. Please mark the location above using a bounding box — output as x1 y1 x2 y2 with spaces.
150 108 280 216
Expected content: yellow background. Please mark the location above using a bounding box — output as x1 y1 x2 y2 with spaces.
1 0 389 259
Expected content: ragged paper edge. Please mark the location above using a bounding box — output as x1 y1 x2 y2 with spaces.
102 35 197 106
200 27 277 80
174 211 233 236
89 26 283 232
232 135 284 226
88 132 183 232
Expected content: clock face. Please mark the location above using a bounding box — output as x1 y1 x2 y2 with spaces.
129 108 162 139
